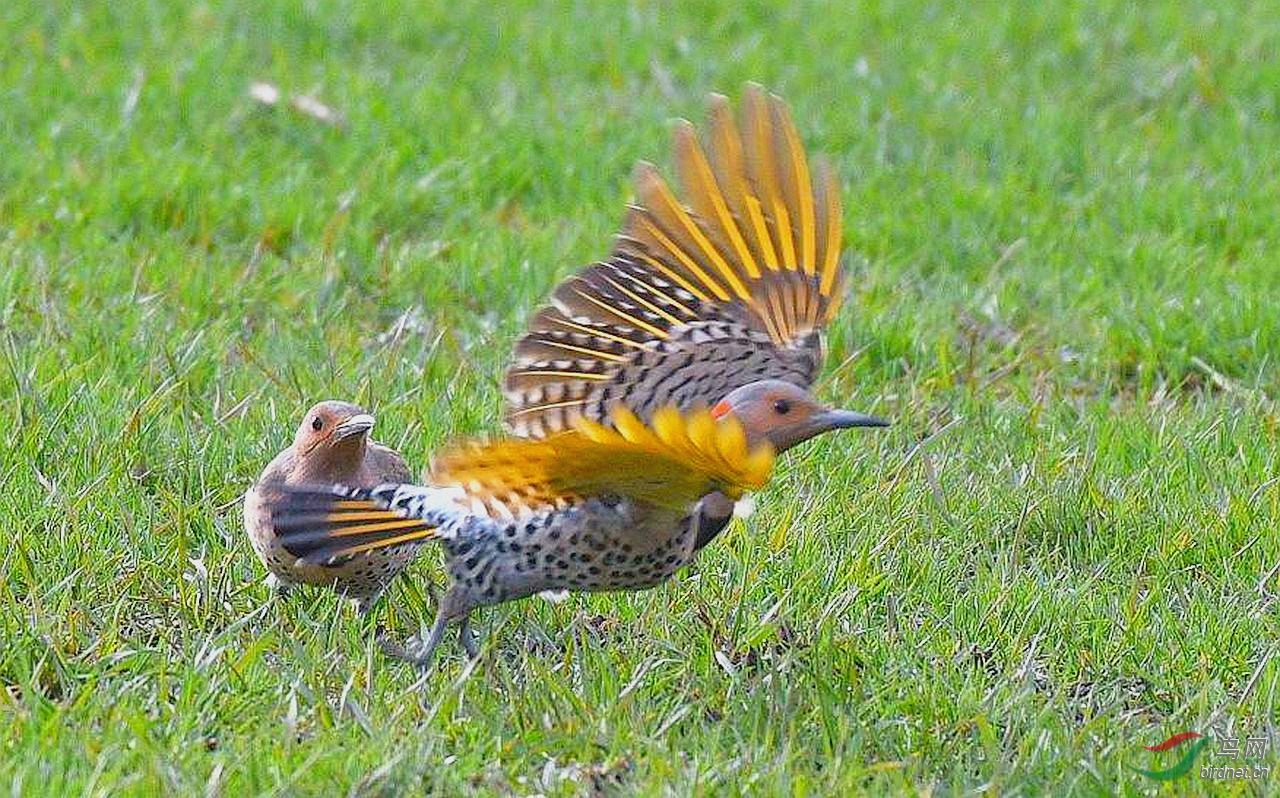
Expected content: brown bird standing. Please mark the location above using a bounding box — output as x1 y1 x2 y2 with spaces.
264 87 888 667
244 400 415 615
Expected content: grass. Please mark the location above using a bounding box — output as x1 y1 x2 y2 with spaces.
2 0 1278 793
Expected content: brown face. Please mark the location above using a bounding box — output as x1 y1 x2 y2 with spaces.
712 380 888 453
293 400 375 456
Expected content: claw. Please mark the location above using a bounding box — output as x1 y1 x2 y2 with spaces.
459 617 479 659
377 615 449 670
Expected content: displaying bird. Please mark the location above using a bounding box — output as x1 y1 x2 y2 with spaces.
503 83 885 551
243 400 415 615
262 86 888 666
272 404 790 668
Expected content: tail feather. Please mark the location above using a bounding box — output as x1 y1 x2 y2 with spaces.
268 483 462 565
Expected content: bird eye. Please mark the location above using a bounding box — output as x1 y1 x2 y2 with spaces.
773 399 792 415
311 417 324 431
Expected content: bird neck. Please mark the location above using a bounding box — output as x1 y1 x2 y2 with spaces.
292 439 368 483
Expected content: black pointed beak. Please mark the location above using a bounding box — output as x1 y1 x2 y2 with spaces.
333 413 375 442
767 407 889 452
815 409 890 430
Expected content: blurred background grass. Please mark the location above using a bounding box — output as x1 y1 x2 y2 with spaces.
1 0 1277 794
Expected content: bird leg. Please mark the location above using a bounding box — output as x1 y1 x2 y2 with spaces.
375 632 413 662
422 577 441 608
351 588 385 619
691 491 736 553
381 612 450 670
377 615 446 668
378 585 473 670
458 616 479 660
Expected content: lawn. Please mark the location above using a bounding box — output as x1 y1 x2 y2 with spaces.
2 0 1278 794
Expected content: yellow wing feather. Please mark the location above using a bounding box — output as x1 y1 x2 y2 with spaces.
815 160 844 297
707 93 780 272
673 119 760 279
505 87 848 439
431 406 775 512
617 85 846 348
742 84 796 271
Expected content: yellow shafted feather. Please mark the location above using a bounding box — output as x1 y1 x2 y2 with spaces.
431 405 775 514
614 85 846 349
504 87 849 440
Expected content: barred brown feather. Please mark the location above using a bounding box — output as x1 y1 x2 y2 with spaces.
505 85 848 439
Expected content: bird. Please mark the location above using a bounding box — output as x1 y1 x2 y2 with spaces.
262 85 889 666
502 83 884 552
266 400 857 668
243 400 416 615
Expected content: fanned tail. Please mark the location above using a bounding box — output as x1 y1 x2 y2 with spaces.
269 483 466 565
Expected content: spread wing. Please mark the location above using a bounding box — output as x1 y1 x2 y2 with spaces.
505 85 847 438
266 406 775 564
432 405 775 515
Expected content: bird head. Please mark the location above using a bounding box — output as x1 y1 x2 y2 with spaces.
293 400 376 458
710 380 888 453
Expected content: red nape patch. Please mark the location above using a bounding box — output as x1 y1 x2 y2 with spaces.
710 400 733 419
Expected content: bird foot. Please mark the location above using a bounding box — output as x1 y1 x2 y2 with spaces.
376 615 476 671
376 633 438 670
265 573 292 599
459 620 480 660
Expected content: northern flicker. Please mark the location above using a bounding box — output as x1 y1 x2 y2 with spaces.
503 84 884 551
244 400 415 614
260 86 888 666
267 399 877 668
